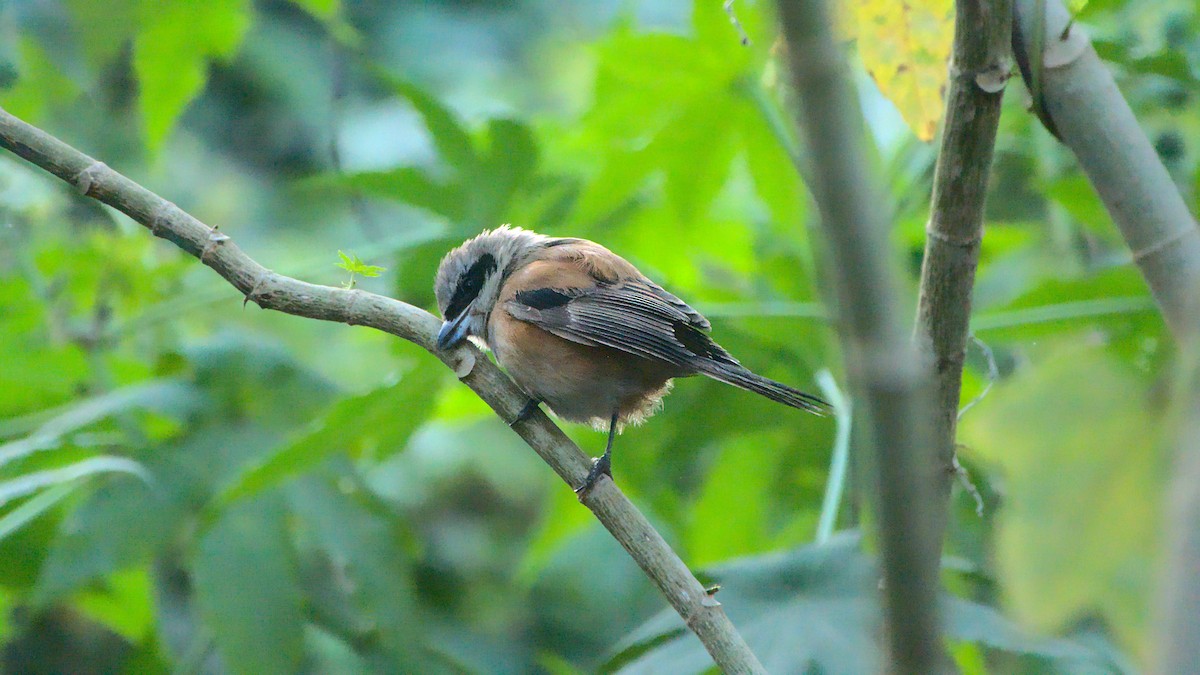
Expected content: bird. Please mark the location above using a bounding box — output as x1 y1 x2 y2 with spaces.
433 226 829 496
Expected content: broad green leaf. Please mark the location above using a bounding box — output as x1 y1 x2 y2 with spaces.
288 0 339 21
194 496 304 675
185 337 335 428
1044 173 1120 239
686 435 775 566
66 0 141 66
0 39 79 122
853 0 955 141
74 567 155 642
476 118 539 225
959 346 1163 653
970 267 1164 368
517 480 594 585
381 75 478 172
34 463 181 603
652 99 739 224
306 168 467 222
306 625 371 674
740 86 806 228
0 380 202 467
0 458 149 508
0 482 77 543
0 278 90 418
212 359 442 511
134 0 252 150
34 338 333 601
608 533 1128 674
288 473 426 668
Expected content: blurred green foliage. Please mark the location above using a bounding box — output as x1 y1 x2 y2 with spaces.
0 0 1196 672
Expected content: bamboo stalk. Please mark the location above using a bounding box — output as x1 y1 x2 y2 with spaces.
773 1 946 671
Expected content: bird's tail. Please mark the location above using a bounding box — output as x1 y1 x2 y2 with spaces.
699 363 831 415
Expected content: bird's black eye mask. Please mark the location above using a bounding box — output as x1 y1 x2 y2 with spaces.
444 253 497 320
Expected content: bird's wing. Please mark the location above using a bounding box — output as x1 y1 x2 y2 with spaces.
504 281 735 370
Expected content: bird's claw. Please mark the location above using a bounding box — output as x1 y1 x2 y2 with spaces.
509 398 541 427
574 454 612 498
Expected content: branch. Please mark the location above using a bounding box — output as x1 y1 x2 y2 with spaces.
1155 362 1200 674
773 2 946 673
1012 0 1200 342
1012 1 1200 667
914 0 1011 524
0 106 766 675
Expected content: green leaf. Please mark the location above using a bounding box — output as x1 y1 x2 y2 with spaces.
0 380 203 467
74 567 155 642
653 99 739 223
35 475 178 602
0 278 91 419
66 0 142 66
381 75 478 172
959 345 1163 652
309 168 467 221
686 435 775 566
288 473 426 667
335 250 386 277
0 482 77 543
0 457 149 508
287 0 339 21
473 118 540 227
0 39 80 122
133 0 252 150
517 480 594 584
741 87 805 228
194 496 304 675
211 359 442 511
607 533 1128 674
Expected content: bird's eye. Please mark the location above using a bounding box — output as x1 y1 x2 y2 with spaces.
443 253 497 319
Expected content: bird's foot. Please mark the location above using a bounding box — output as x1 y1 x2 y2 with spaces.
574 452 612 499
509 398 542 427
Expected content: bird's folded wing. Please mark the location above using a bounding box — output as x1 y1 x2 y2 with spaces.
505 282 736 369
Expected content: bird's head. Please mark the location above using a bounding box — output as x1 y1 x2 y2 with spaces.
434 225 552 350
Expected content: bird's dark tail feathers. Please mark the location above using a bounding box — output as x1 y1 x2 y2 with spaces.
699 363 831 416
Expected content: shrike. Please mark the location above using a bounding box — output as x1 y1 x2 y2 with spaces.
435 226 828 495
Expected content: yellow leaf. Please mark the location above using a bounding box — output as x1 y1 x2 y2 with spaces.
853 0 954 141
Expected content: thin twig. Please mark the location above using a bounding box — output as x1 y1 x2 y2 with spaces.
723 0 751 46
957 334 998 420
0 106 766 675
951 452 985 518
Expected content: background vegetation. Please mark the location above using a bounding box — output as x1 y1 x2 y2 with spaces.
0 0 1196 672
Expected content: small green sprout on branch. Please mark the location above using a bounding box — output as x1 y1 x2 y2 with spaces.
335 250 386 289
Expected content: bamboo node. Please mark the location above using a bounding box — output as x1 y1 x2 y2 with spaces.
1132 226 1199 262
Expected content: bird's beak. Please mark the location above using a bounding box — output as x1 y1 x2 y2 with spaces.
436 312 470 350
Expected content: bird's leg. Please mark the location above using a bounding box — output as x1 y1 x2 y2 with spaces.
509 398 542 427
576 412 618 497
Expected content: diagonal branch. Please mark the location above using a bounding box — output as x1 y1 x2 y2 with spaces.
915 0 1012 531
0 106 766 675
